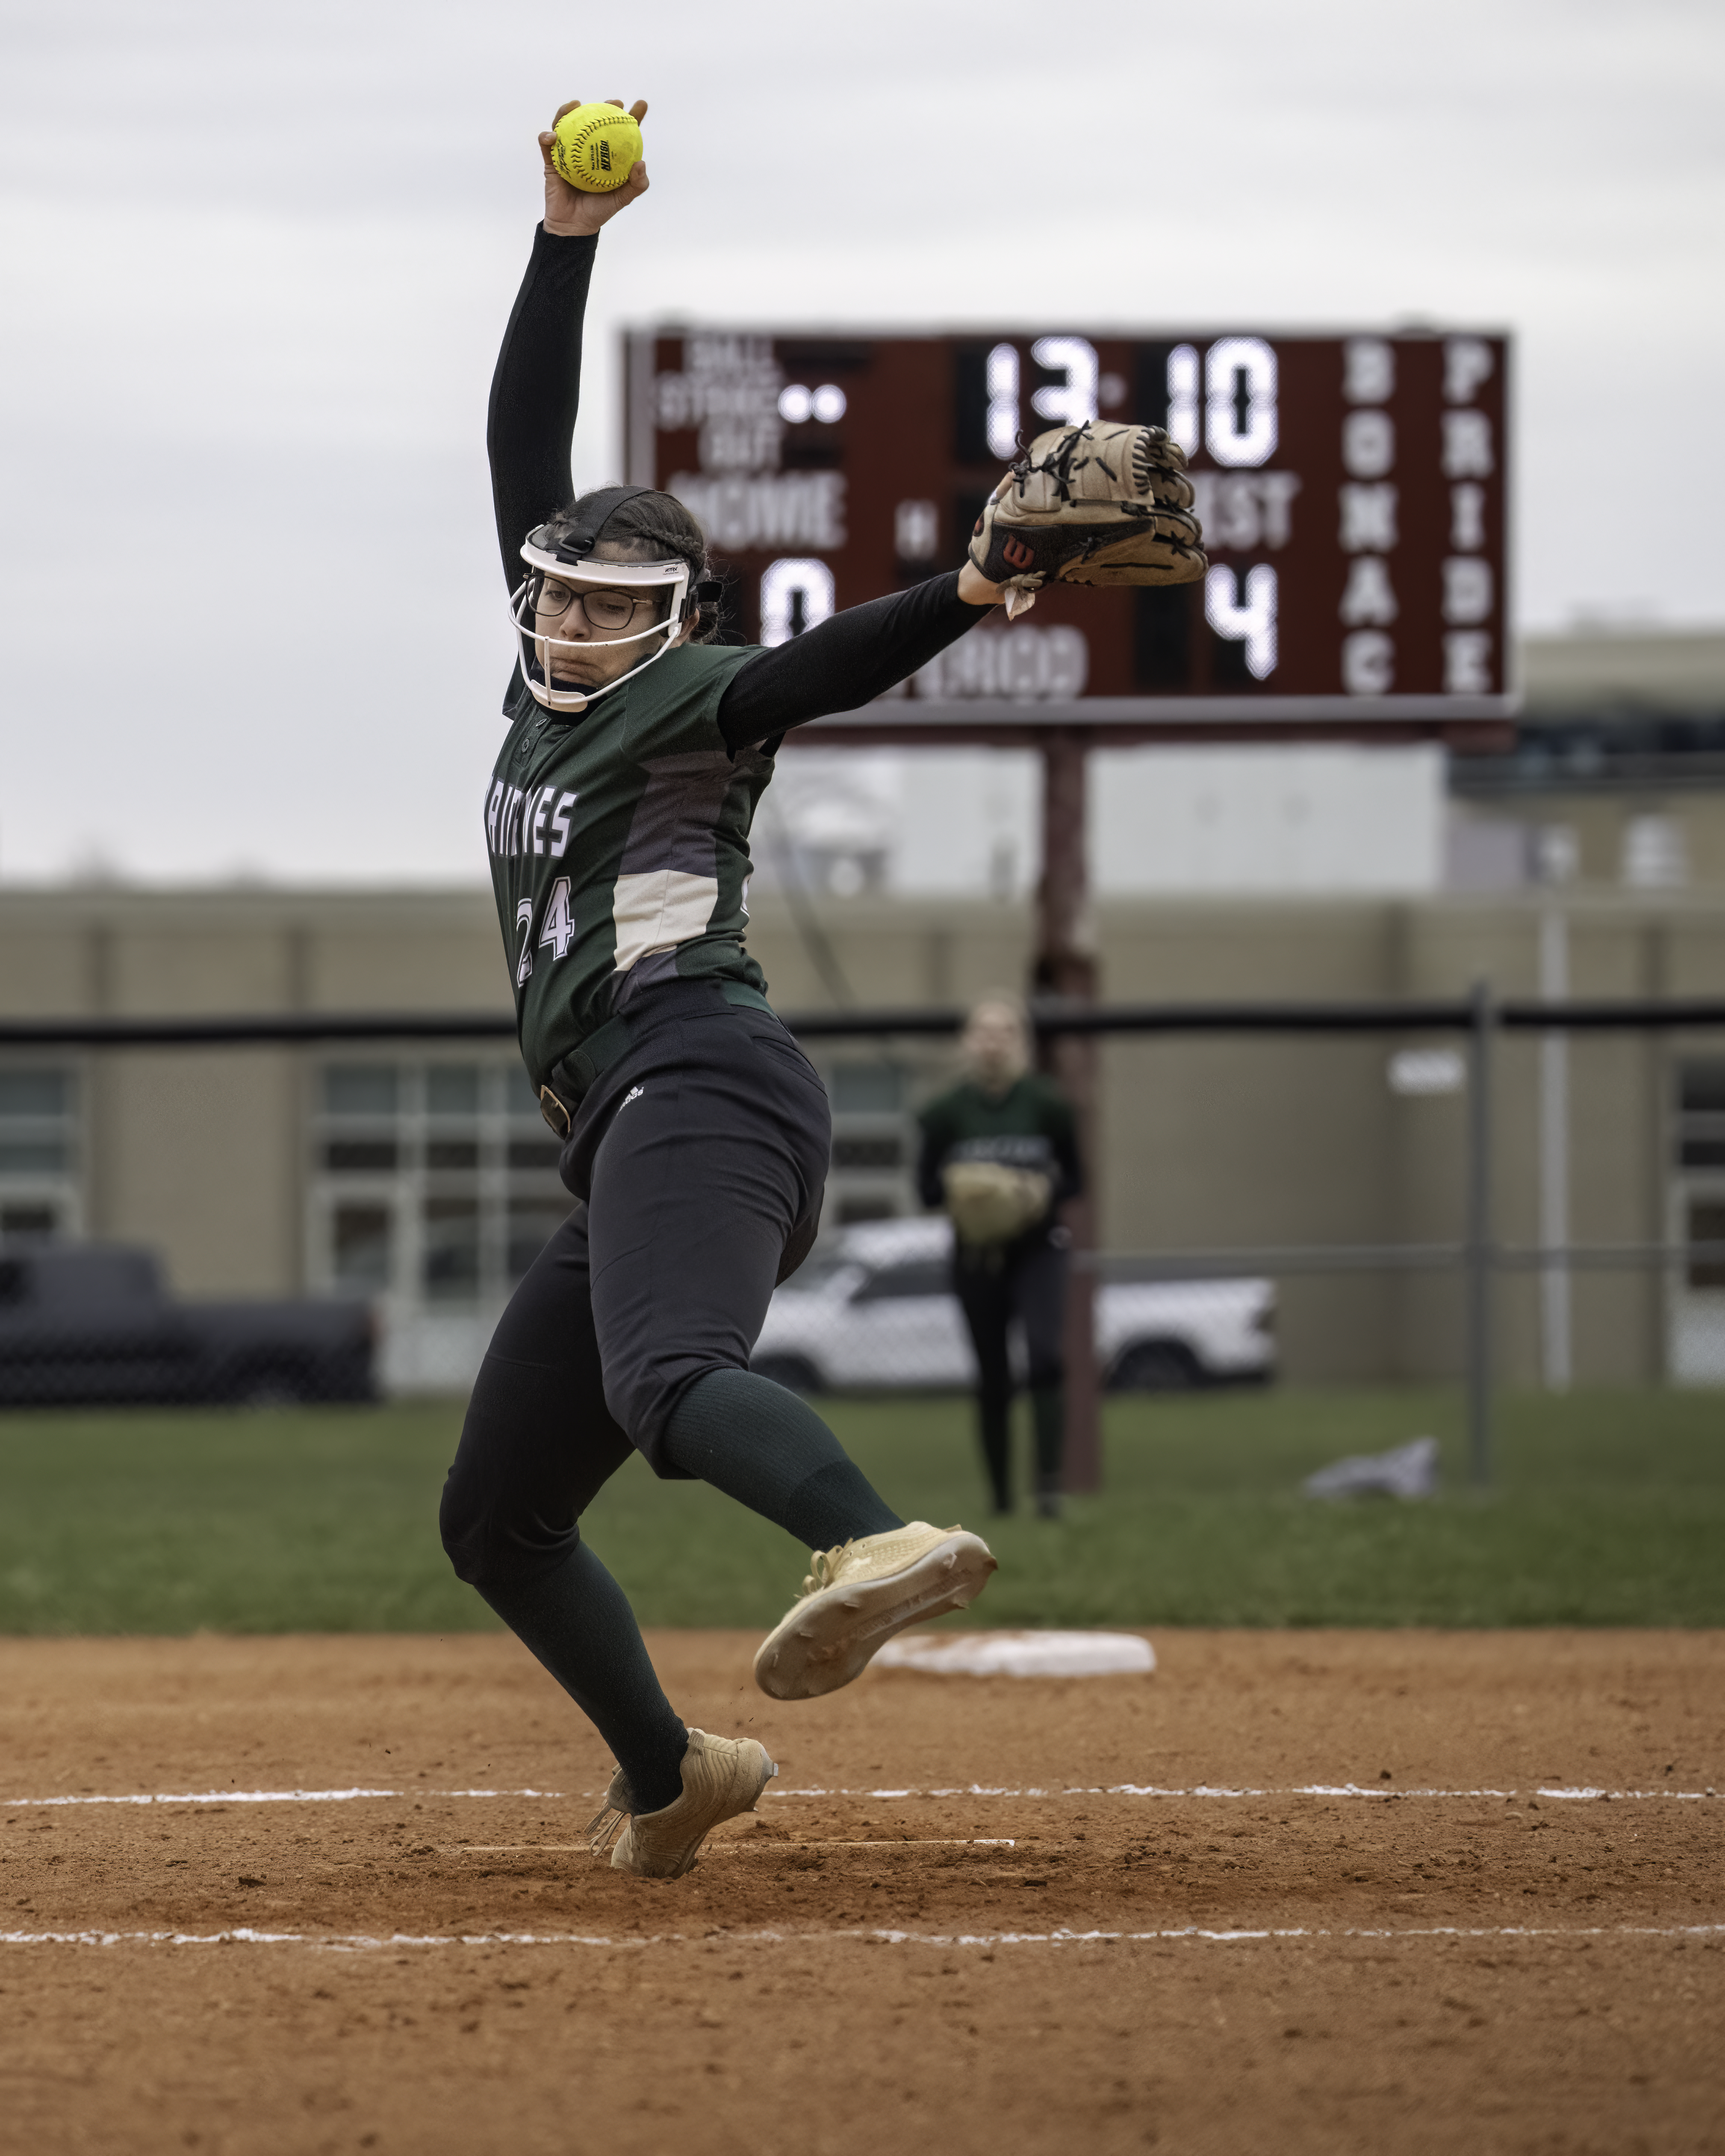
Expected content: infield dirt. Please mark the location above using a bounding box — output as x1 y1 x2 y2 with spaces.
3 1629 1721 2153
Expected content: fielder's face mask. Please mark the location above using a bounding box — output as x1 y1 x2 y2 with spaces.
509 485 692 714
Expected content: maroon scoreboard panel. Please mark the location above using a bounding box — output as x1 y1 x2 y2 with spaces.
622 328 1511 735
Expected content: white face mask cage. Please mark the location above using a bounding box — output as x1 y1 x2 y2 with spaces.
509 543 692 713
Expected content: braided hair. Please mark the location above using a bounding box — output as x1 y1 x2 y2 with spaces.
541 488 723 642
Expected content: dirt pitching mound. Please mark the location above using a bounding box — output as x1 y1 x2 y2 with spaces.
3 1629 1721 2154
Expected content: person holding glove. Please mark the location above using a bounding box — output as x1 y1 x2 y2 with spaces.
917 996 1083 1519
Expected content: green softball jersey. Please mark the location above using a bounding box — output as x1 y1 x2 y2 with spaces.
485 642 772 1089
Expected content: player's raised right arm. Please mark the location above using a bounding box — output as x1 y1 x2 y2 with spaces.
485 101 650 592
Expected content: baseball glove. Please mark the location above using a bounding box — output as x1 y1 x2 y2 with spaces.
942 1160 1052 1247
968 421 1207 619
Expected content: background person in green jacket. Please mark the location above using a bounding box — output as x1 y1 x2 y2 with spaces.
917 996 1084 1519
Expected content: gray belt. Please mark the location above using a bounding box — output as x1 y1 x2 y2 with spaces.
536 980 778 1138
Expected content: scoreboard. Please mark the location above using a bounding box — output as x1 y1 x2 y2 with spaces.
622 326 1512 740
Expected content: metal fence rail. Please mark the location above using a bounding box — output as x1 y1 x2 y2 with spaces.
7 995 1725 1049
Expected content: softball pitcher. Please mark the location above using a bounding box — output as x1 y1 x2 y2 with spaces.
439 99 1205 1880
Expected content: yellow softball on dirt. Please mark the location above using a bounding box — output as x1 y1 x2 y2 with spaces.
550 103 643 193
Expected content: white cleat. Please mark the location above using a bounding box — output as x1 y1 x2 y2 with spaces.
753 1521 998 1701
587 1727 777 1880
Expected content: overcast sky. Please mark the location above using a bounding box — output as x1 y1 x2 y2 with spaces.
2 0 1721 884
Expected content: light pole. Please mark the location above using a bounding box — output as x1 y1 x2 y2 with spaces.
1535 825 1578 1392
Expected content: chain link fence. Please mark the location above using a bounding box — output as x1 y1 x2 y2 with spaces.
4 1000 1725 1475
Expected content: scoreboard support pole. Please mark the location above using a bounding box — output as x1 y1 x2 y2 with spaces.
1033 731 1102 1495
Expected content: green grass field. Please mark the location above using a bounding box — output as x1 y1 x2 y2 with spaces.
2 1386 1720 1635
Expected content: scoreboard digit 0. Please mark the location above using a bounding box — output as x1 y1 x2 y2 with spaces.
623 326 1512 732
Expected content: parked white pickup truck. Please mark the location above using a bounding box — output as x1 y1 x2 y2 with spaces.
750 1216 1274 1394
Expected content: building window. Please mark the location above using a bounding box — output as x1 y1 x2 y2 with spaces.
817 1058 923 1226
1676 1063 1725 1295
331 1202 392 1289
308 1059 570 1309
0 1066 82 1239
1675 1062 1725 1169
1685 1199 1725 1292
1667 1058 1725 1383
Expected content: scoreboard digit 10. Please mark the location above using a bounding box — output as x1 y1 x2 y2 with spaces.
623 327 1512 743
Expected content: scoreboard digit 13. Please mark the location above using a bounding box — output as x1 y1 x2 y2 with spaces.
623 326 1513 742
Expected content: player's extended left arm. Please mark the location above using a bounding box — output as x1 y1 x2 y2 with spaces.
716 565 1005 753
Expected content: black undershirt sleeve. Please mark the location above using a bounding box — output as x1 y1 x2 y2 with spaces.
915 1103 955 1211
486 225 599 593
717 574 991 753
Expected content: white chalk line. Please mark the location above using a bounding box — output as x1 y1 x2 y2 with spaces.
455 1839 1017 1854
7 1782 1719 1812
2 1920 1720 1955
775 1783 1724 1804
4 1788 547 1810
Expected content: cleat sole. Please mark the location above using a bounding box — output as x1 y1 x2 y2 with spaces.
753 1533 997 1702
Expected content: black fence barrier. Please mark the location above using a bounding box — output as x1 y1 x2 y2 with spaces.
7 996 1725 1049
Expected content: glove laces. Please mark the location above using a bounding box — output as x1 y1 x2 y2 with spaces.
1012 421 1114 503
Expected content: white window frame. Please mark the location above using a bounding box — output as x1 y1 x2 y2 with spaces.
0 1059 85 1240
306 1056 571 1393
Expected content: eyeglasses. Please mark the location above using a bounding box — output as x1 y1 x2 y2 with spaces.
535 580 651 631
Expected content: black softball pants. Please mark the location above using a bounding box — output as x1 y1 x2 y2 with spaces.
953 1232 1068 1513
438 982 902 1813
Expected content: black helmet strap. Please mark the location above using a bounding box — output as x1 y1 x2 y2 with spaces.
547 485 657 564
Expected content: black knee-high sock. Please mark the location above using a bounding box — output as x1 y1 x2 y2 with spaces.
662 1368 904 1548
478 1542 690 1816
1030 1384 1065 1490
976 1393 1012 1512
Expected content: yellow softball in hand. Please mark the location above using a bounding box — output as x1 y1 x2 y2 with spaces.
551 103 643 193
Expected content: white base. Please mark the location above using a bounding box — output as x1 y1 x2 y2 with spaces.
875 1629 1155 1679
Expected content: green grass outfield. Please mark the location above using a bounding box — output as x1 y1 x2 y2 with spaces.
0 1387 1720 1635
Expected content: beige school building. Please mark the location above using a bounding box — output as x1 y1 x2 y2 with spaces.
4 870 1725 1393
